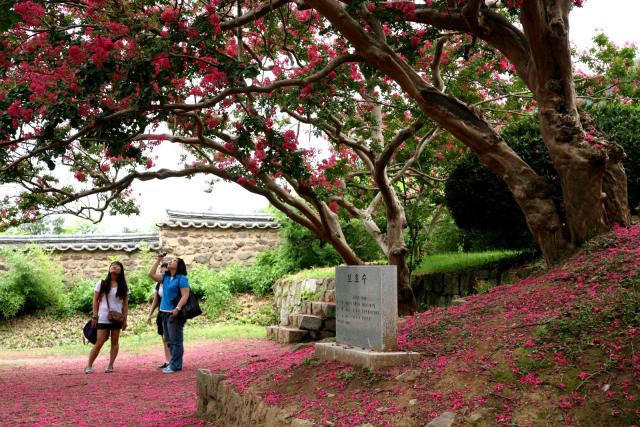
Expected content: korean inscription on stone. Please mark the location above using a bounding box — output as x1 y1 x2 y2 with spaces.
335 265 398 351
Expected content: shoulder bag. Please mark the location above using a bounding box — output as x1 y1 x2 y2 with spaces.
104 281 124 325
171 276 202 320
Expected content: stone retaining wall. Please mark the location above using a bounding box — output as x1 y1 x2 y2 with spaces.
271 266 535 317
411 267 535 309
196 369 312 427
272 277 336 326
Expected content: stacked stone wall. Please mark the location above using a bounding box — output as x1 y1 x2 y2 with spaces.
270 266 536 318
195 370 313 427
58 250 147 283
411 267 535 309
272 277 335 326
159 226 279 270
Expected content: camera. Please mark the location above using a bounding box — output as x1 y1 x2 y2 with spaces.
161 252 167 257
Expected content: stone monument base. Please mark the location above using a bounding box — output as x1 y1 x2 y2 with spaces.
315 342 420 371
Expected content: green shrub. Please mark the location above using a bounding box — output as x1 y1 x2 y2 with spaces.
186 248 299 320
445 103 640 250
123 242 157 305
270 207 383 270
126 271 155 305
66 278 96 313
188 264 232 320
0 245 66 319
186 264 210 299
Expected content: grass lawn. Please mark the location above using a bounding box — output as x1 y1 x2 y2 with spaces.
413 250 525 274
282 266 337 282
279 250 529 281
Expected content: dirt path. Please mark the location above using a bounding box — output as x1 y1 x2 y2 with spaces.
0 338 288 426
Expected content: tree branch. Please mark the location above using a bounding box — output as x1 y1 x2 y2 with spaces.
431 34 451 92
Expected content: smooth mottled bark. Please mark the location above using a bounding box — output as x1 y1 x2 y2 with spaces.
520 0 630 247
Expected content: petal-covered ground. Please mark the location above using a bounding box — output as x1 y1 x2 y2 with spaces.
3 225 640 427
0 338 288 426
221 224 640 426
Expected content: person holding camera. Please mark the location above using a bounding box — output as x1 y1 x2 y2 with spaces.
85 261 130 374
148 253 190 373
147 262 171 369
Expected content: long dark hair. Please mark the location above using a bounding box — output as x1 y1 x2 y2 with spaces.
101 261 129 300
171 258 188 277
155 262 168 291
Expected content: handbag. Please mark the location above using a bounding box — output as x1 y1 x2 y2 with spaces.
104 281 124 325
170 276 202 320
82 320 97 345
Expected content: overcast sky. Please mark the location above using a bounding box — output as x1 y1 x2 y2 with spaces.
9 0 640 233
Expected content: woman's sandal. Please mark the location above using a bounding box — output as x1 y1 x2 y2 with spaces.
85 366 93 374
105 365 113 373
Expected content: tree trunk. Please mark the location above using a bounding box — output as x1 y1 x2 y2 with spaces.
520 1 630 247
581 110 631 225
317 202 366 266
372 157 419 315
386 201 418 316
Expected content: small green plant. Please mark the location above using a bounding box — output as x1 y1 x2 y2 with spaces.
492 369 518 384
474 279 494 294
132 321 146 335
302 356 323 367
362 366 382 387
300 290 322 301
336 367 357 384
107 254 125 265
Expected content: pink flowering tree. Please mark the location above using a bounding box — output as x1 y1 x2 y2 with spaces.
0 0 638 313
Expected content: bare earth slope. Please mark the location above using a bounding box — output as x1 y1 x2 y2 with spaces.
222 224 640 426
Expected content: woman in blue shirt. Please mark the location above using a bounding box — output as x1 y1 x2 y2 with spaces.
149 254 190 373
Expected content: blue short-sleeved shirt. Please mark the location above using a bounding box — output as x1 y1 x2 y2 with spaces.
159 274 190 311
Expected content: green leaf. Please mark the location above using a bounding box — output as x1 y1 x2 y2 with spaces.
0 2 19 34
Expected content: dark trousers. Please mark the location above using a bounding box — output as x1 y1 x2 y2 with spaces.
161 312 186 371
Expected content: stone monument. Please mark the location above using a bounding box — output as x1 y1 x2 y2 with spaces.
314 265 419 370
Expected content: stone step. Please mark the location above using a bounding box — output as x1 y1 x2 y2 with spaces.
301 301 336 318
289 314 323 331
322 318 336 332
266 326 309 344
308 330 335 341
320 289 336 303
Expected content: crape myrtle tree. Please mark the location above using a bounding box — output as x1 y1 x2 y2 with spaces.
0 0 505 314
446 34 640 250
0 0 636 312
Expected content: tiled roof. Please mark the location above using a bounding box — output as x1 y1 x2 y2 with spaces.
156 210 280 229
0 233 160 252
